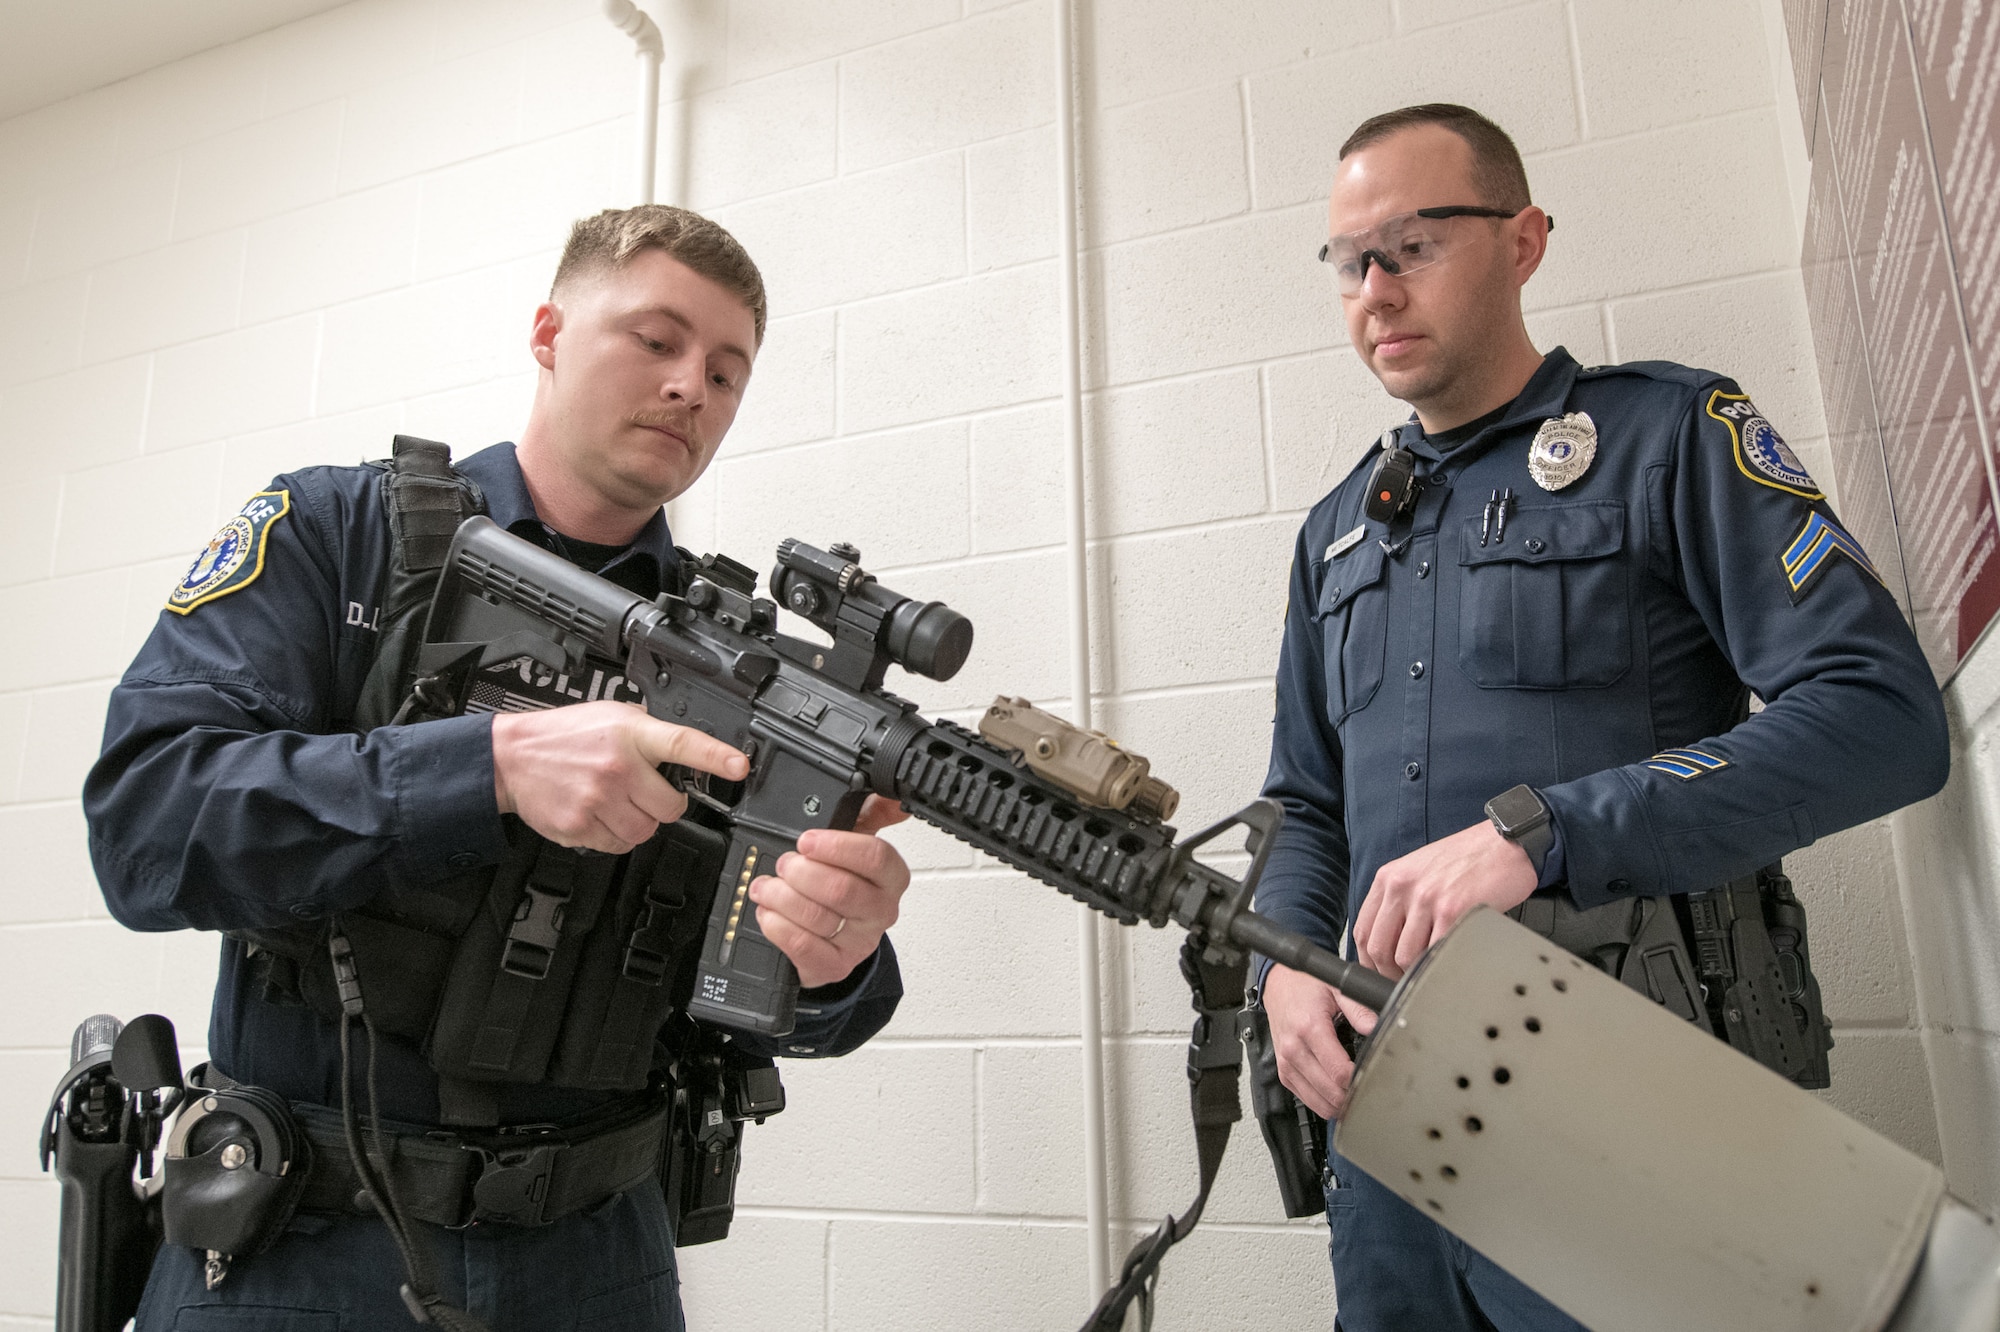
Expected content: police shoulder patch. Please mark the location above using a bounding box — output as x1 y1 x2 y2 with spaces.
1781 509 1883 603
1706 389 1822 498
166 490 291 615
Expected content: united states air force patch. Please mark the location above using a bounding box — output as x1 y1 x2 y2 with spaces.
1706 390 1822 499
166 490 291 615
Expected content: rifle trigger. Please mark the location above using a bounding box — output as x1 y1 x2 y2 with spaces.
666 765 734 815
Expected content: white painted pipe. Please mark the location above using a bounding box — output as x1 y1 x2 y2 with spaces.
1051 0 1112 1303
601 0 664 205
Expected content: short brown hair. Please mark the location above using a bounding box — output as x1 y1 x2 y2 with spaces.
1339 104 1532 213
552 205 768 346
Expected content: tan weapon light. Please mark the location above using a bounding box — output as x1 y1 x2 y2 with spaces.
977 696 1179 822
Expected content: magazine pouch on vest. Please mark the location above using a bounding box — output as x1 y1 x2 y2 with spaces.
547 817 728 1091
424 817 728 1096
426 835 620 1088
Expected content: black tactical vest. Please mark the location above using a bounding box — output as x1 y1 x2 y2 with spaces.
232 437 727 1124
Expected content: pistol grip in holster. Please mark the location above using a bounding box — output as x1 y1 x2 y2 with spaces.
1238 1003 1329 1219
51 1127 157 1332
662 1035 786 1246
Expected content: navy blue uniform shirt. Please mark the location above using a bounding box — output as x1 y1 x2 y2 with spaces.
86 442 902 1123
1255 349 1949 967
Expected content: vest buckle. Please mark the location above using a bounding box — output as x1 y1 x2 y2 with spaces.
501 884 570 980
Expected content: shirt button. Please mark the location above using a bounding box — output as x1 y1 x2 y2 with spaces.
1416 561 1431 579
1410 661 1425 679
1525 537 1546 553
1404 762 1422 780
1607 878 1631 894
1429 473 1449 487
288 902 320 919
448 851 480 869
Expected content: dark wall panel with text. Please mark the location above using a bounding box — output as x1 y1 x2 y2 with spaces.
1788 0 2000 676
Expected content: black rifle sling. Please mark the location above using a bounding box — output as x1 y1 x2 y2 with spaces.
1081 936 1247 1332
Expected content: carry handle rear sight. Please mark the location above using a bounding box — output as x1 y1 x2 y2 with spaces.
770 539 973 689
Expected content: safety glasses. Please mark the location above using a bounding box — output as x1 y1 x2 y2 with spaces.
1317 205 1551 295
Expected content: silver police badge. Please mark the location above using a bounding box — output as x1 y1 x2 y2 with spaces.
1528 412 1597 491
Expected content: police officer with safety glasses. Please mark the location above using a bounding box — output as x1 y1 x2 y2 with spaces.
1252 103 1948 1332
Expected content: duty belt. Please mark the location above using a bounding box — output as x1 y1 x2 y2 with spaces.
197 1068 665 1229
295 1100 665 1227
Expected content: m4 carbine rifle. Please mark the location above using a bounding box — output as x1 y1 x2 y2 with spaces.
417 519 1397 1328
414 517 1391 1040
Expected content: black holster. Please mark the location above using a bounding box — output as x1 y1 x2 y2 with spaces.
50 1123 156 1332
660 1027 785 1246
1682 867 1833 1087
1514 864 1833 1088
43 1047 160 1332
1238 1002 1327 1219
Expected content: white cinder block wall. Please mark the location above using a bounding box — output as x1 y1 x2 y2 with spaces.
0 0 1948 1327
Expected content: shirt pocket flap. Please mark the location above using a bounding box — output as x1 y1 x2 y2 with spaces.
1460 501 1624 566
1317 540 1387 617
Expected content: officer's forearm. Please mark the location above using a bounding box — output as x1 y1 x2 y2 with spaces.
85 692 503 932
1547 673 1948 907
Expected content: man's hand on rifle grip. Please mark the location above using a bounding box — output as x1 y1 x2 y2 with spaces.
491 699 749 854
750 795 911 989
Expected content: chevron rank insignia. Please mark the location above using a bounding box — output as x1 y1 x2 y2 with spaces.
1781 510 1882 603
167 490 291 615
1645 748 1729 780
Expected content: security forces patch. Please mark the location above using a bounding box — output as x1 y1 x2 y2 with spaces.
1644 747 1729 780
1782 510 1883 603
1706 390 1822 498
166 490 291 615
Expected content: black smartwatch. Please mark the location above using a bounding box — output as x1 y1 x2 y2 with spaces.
1485 784 1554 875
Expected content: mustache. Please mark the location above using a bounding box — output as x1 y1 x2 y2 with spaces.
628 412 693 438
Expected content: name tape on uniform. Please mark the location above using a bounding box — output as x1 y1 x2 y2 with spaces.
1325 526 1367 561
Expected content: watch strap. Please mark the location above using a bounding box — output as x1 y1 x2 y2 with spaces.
1486 784 1554 875
1513 817 1554 873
